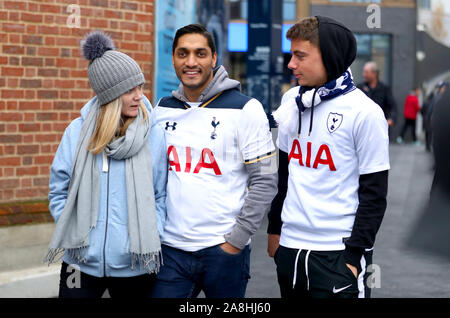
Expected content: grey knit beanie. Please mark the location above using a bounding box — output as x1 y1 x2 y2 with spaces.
81 31 145 106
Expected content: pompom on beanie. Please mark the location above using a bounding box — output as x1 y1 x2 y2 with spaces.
81 31 145 106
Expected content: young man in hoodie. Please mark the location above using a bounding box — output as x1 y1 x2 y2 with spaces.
152 24 278 298
267 16 390 298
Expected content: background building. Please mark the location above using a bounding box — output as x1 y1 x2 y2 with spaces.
227 0 417 138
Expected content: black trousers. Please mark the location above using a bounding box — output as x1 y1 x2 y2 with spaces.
58 262 156 298
274 246 373 299
400 119 417 142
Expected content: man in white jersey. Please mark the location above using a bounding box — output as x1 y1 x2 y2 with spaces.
267 16 390 298
152 24 278 298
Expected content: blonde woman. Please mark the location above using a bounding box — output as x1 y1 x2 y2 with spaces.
46 31 167 298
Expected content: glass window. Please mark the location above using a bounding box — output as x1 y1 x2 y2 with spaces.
229 0 296 21
229 0 247 20
283 0 296 21
352 33 391 86
418 0 431 9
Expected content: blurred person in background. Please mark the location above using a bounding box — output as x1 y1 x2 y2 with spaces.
397 88 421 145
357 61 397 136
421 81 448 152
408 84 450 260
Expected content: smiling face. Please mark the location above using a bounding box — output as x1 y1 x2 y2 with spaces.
288 39 327 88
172 33 217 101
121 84 143 119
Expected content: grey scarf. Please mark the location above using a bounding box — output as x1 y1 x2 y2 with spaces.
45 100 161 274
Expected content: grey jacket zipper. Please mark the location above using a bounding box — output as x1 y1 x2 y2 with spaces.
103 157 111 276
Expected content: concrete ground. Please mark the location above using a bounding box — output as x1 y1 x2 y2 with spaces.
1 142 449 298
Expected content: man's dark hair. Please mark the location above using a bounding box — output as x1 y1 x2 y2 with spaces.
286 16 319 48
172 24 216 55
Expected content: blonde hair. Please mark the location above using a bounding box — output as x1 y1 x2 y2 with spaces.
88 98 148 155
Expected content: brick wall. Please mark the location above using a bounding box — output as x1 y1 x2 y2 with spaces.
0 0 155 224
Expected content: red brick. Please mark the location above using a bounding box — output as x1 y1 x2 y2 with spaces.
54 101 73 110
18 123 40 132
7 78 19 87
55 37 78 47
0 216 10 226
24 113 35 121
19 101 41 110
17 145 39 155
53 123 68 132
0 135 21 144
54 80 75 89
7 213 33 225
36 112 57 121
22 156 33 165
37 47 59 56
37 68 58 77
71 90 92 99
38 90 58 99
0 178 20 189
40 166 50 175
3 45 25 55
2 67 24 76
35 134 57 143
26 45 36 55
23 135 34 143
25 46 36 56
16 166 39 176
32 178 50 187
21 13 43 24
121 2 138 10
40 4 62 14
6 124 17 133
90 0 109 7
0 206 12 215
23 35 43 45
1 90 24 99
21 57 43 67
120 21 139 32
89 19 108 29
2 23 25 33
20 78 42 88
56 58 77 68
0 112 23 121
35 154 55 164
4 1 27 10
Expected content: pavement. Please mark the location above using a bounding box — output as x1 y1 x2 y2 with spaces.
1 142 449 298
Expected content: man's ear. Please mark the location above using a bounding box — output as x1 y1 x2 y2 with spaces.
212 52 217 68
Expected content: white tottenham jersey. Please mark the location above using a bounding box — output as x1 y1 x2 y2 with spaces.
154 89 275 251
277 87 390 251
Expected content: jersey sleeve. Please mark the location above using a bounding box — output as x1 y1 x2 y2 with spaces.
353 104 390 175
238 99 276 164
275 87 298 153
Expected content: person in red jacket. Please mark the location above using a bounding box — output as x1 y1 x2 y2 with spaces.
397 89 421 144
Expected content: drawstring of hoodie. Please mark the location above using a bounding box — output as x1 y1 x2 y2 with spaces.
296 87 318 138
308 88 317 136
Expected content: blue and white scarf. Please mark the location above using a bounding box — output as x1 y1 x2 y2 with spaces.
273 69 355 137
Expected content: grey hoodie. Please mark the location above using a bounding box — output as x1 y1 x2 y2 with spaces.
171 65 278 250
172 65 240 102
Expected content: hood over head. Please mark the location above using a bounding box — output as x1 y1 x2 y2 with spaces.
316 16 357 83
